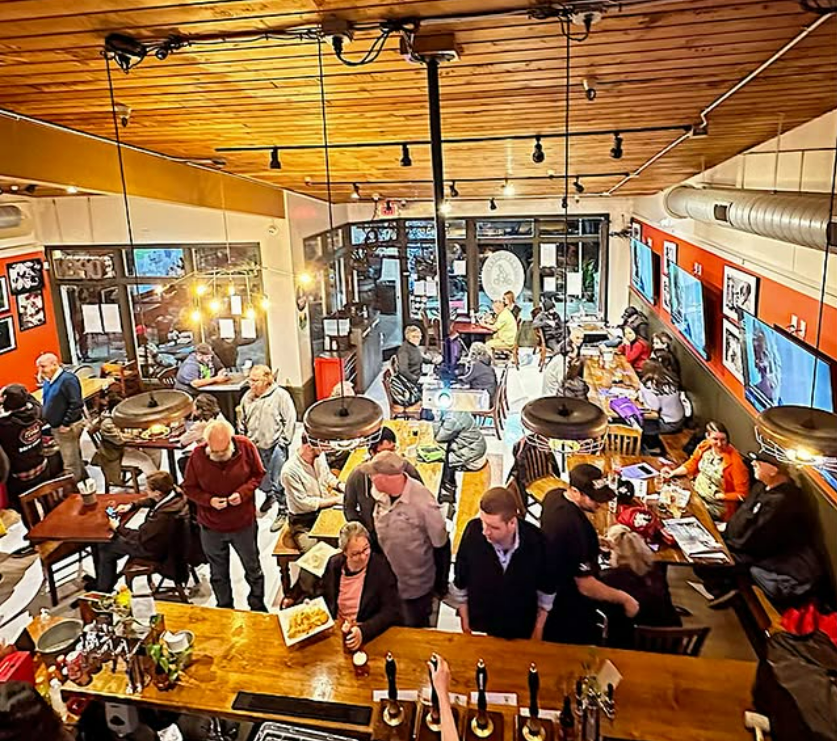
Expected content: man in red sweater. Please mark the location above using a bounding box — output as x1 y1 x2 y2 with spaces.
183 418 267 611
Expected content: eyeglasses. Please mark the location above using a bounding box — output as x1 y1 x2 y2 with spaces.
347 545 371 559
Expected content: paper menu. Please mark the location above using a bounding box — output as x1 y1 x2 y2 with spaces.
540 243 556 267
240 318 257 339
543 276 557 293
218 318 235 340
453 260 467 276
102 304 122 333
230 295 243 316
82 305 103 334
567 271 583 296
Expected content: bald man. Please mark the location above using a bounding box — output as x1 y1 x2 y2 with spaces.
36 352 87 483
183 419 267 611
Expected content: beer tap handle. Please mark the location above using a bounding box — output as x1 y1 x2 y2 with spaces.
386 652 398 704
429 655 441 717
528 664 540 720
476 659 488 716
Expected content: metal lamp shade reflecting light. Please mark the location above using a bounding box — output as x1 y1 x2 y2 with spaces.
755 405 837 472
303 395 384 452
521 397 608 454
112 390 193 433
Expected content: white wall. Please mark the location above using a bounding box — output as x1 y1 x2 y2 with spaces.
632 109 837 307
345 196 635 324
0 198 40 257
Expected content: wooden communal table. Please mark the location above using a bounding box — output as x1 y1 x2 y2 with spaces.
199 378 249 424
124 434 190 484
309 507 347 544
338 420 443 496
32 376 113 404
26 492 147 545
569 454 732 565
63 602 756 741
583 354 655 420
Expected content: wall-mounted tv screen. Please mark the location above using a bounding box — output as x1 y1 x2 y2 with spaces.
630 238 656 304
740 311 834 413
668 262 708 359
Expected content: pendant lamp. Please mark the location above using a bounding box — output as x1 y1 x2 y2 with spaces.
522 396 608 454
301 40 383 451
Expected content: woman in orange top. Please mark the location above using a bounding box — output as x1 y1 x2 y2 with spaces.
660 420 749 521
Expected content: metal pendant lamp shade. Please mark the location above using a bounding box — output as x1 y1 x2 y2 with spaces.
112 390 193 431
303 395 384 452
755 405 837 472
521 397 608 453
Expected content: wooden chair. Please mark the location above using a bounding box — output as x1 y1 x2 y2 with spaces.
72 364 97 380
86 429 142 494
420 309 441 351
473 368 507 440
633 625 711 657
535 327 557 372
273 523 301 597
156 367 178 387
382 363 421 420
101 360 143 397
19 475 86 606
605 424 642 456
121 518 194 603
507 438 564 518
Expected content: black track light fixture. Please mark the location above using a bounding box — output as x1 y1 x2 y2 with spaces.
400 143 412 167
573 176 584 194
610 132 623 160
532 135 545 164
449 181 460 198
582 78 597 101
24 184 37 195
269 147 281 170
351 183 361 200
489 197 498 211
561 195 568 210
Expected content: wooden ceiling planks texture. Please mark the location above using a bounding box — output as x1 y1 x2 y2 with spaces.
0 0 834 203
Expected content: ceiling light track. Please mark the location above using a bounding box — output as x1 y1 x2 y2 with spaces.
303 172 628 187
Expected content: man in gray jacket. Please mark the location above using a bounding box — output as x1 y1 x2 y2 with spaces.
240 365 297 532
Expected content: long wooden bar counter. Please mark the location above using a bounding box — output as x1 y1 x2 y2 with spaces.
64 603 756 741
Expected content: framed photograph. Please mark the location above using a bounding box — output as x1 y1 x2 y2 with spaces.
723 265 759 321
631 221 641 241
0 276 8 313
722 318 745 383
16 290 46 331
0 316 16 355
663 240 678 275
661 273 671 313
7 258 44 295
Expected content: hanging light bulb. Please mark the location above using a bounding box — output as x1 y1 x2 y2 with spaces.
227 282 236 296
400 143 412 167
532 135 545 164
190 308 202 323
439 200 452 215
489 197 498 211
502 179 515 198
351 183 361 200
298 272 314 287
610 132 623 160
245 306 256 320
449 181 460 199
260 295 270 310
573 176 585 194
208 298 221 314
269 147 281 170
195 283 208 297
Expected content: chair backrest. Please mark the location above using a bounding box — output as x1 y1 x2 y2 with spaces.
157 367 178 387
72 364 96 380
605 424 642 456
633 625 711 657
382 366 395 411
510 438 559 489
19 475 78 530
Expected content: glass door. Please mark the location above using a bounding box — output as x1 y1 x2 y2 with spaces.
60 284 126 370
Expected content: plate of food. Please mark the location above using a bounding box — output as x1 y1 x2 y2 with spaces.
296 541 339 578
279 597 334 646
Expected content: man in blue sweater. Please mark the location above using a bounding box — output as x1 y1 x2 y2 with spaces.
36 353 87 483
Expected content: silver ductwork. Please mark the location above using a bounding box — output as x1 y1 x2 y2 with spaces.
0 205 23 230
664 185 835 252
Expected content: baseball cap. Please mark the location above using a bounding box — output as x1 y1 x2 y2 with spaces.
569 463 616 503
358 450 407 476
195 342 213 355
1 384 29 411
748 450 788 471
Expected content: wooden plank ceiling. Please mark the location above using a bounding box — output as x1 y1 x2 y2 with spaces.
0 0 834 203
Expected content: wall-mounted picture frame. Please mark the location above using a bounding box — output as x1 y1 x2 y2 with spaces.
631 221 641 241
663 240 678 275
16 290 46 331
0 276 9 313
0 315 16 355
661 273 671 313
723 265 759 321
722 318 744 383
7 258 45 295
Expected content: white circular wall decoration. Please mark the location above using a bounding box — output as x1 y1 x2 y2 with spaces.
481 251 525 301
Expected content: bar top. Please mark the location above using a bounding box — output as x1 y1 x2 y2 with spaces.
65 603 756 741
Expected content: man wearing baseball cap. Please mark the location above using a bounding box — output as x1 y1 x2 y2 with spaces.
540 463 640 645
704 450 821 608
361 451 449 628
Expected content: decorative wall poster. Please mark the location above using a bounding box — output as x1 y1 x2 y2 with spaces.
722 318 745 383
663 241 678 275
481 250 525 300
0 316 16 354
7 258 44 295
661 274 671 313
723 265 759 321
16 290 46 331
630 222 641 241
0 276 8 313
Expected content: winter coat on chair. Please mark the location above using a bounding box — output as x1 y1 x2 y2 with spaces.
433 412 487 471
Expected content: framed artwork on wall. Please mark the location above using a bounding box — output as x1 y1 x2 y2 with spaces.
16 290 46 331
7 258 45 295
0 316 16 354
663 240 678 275
723 265 759 321
661 273 671 313
631 222 641 241
722 318 744 383
0 276 8 313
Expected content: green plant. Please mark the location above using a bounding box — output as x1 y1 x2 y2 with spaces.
147 642 190 683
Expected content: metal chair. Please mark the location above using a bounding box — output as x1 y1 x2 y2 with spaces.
473 367 507 440
633 625 711 657
72 364 97 380
382 362 421 420
156 367 178 387
605 424 642 456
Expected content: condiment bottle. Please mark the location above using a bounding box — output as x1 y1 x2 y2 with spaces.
559 695 576 741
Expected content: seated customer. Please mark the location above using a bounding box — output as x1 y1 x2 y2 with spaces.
344 427 422 545
600 524 680 647
323 522 402 650
90 471 189 592
0 384 49 512
434 411 487 501
661 420 749 521
650 331 681 380
618 325 651 372
392 326 427 407
503 290 522 321
482 299 518 352
450 487 553 639
177 393 224 475
531 295 565 352
542 328 585 395
639 360 685 434
174 342 228 395
459 342 497 405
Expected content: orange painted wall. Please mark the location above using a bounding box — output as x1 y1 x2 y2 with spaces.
0 249 60 390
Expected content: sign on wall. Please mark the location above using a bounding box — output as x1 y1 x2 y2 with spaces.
481 250 525 301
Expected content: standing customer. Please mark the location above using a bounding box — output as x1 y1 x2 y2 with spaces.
363 451 449 627
240 364 297 532
183 419 267 611
0 384 49 512
450 487 554 640
36 353 87 483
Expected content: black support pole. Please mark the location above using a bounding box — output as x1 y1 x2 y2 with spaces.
426 57 452 368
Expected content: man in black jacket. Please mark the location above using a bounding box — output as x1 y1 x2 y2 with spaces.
89 471 190 592
36 353 87 483
450 487 554 640
0 384 49 512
